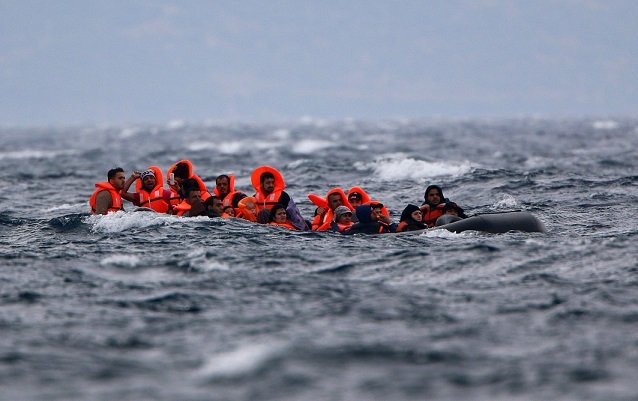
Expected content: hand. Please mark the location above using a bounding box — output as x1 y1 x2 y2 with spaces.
131 171 141 179
316 207 326 216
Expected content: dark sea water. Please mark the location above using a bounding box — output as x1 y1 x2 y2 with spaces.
1 118 637 401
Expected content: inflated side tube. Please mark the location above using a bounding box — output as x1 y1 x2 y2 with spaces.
435 211 546 234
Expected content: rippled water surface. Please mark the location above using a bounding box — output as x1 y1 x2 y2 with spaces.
1 118 637 400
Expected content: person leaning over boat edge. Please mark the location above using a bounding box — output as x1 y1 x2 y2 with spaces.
89 167 128 215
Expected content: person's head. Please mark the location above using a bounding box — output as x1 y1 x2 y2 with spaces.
260 172 276 194
182 178 201 205
238 196 258 216
173 162 190 184
327 193 343 211
443 202 460 216
223 206 235 217
107 167 126 190
270 204 287 223
370 202 384 222
205 195 224 216
333 206 353 224
424 185 444 206
400 204 422 223
348 191 362 207
215 175 230 197
140 170 156 191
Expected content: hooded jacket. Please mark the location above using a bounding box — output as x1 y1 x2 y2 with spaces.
396 204 427 232
343 205 394 235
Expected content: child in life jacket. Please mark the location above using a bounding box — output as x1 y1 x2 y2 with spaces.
330 206 354 233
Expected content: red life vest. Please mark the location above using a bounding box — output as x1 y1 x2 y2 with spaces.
334 222 354 233
214 175 243 208
254 190 284 211
138 189 170 213
347 186 389 217
166 159 211 205
134 166 170 213
422 203 446 227
89 182 123 214
269 221 298 230
309 188 353 231
251 166 286 212
173 200 192 217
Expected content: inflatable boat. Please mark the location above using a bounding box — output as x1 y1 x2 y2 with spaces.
433 211 545 234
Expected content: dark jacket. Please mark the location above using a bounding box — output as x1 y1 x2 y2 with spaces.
343 205 395 235
397 204 427 232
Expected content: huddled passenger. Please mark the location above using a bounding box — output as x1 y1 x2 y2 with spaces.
268 204 298 230
166 160 211 209
310 187 352 231
89 167 127 215
203 195 224 218
173 178 207 217
396 204 427 232
251 165 309 230
330 206 354 233
222 205 236 218
420 185 450 227
120 167 172 213
347 186 390 221
344 202 396 235
237 196 258 222
213 174 246 210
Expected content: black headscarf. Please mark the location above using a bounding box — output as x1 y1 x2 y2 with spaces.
400 204 426 230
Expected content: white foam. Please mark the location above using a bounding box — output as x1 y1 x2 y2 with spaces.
186 141 217 151
291 139 334 154
198 343 281 379
356 154 472 181
100 254 141 268
84 211 202 234
492 194 519 209
423 228 468 238
218 141 245 154
592 120 619 130
0 149 74 160
44 203 86 213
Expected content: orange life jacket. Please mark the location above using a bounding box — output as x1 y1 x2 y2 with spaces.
347 186 389 217
214 175 243 208
166 159 211 205
89 182 123 214
422 203 446 227
269 221 298 230
334 222 354 233
308 188 353 231
251 166 286 211
134 166 170 213
173 200 192 217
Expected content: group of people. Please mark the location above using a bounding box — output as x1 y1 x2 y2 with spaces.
89 160 467 234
